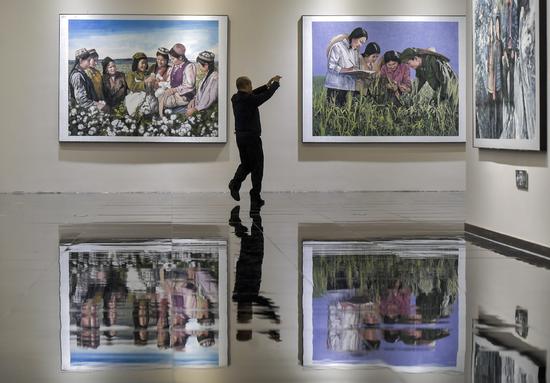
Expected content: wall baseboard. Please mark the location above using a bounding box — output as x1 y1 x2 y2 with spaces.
465 223 550 268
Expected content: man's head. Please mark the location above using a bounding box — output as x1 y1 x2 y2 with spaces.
401 48 422 69
236 76 252 93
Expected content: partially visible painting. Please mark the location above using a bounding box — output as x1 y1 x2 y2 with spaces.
302 16 466 143
473 333 546 382
60 239 228 370
301 239 466 372
473 0 546 150
59 15 228 142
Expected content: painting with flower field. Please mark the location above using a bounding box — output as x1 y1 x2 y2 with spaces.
59 15 228 142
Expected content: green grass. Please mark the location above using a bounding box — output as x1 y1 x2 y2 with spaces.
312 76 459 137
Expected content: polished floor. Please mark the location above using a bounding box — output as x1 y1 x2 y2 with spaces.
0 192 548 383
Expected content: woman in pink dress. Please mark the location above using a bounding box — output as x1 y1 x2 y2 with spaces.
379 50 411 104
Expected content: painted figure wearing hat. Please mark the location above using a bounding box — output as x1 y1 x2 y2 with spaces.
159 43 197 116
400 47 457 102
186 51 218 117
69 48 105 110
85 49 104 101
101 57 127 109
149 47 170 82
126 52 155 93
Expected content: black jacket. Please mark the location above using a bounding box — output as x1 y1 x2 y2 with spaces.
231 82 280 136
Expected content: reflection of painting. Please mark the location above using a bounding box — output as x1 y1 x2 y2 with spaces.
302 239 465 372
59 15 228 142
60 240 227 370
473 0 546 150
302 16 466 143
473 333 546 382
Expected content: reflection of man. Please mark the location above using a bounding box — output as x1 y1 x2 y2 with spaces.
401 47 457 101
229 206 281 342
502 0 519 109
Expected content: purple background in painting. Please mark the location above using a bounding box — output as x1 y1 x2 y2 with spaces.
311 21 460 78
311 291 459 367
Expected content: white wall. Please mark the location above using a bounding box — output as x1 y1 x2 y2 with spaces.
465 1 550 247
0 0 466 193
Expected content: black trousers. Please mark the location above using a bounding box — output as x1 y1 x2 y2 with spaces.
231 135 264 199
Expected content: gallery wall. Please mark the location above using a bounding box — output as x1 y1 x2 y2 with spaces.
465 1 550 247
0 0 466 193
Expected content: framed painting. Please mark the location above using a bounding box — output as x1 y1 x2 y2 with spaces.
59 15 228 143
302 16 466 143
301 239 466 372
473 0 546 150
472 333 546 382
60 239 228 370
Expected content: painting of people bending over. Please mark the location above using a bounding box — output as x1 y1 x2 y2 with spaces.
59 15 228 142
302 16 466 143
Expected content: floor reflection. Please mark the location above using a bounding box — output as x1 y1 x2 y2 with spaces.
302 239 465 371
230 206 281 343
60 238 228 369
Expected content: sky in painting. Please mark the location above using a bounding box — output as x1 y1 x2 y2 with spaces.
69 19 219 61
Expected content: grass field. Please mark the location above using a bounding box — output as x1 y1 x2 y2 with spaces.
312 76 459 137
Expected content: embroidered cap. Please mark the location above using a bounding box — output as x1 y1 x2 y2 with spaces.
197 51 215 64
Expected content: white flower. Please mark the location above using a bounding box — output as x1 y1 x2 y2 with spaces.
138 127 145 135
170 114 177 121
164 108 172 115
188 116 196 124
111 119 120 127
78 124 85 130
77 131 84 136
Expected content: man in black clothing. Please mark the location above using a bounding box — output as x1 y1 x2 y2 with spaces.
228 75 281 208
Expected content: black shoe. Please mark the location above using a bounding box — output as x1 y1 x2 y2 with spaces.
251 198 265 208
228 181 240 201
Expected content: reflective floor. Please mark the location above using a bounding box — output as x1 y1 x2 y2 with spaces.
0 192 548 383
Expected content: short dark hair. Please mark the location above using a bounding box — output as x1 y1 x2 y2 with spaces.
383 50 401 64
236 76 251 90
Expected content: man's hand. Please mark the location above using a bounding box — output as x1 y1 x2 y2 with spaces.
267 75 282 87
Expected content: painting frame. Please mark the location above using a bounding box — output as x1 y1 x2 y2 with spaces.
301 239 466 372
60 238 228 370
472 0 547 151
59 14 228 143
301 15 467 143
